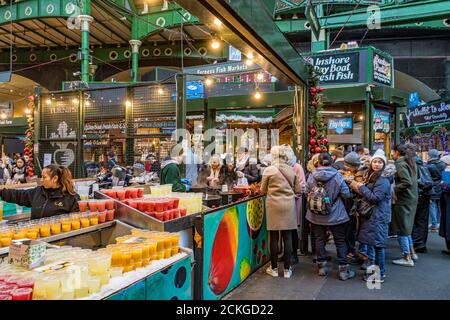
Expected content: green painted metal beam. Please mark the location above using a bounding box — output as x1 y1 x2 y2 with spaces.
0 0 77 26
320 0 450 29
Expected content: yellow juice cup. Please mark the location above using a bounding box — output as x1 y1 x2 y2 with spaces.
32 279 47 300
0 237 12 247
90 217 99 226
88 277 101 294
13 231 26 240
170 234 180 247
148 241 157 256
40 225 51 237
80 218 90 228
163 236 172 250
164 248 171 259
134 261 143 269
141 244 150 260
150 254 157 261
44 276 61 300
156 250 165 260
111 250 122 266
171 246 179 256
131 246 142 262
123 265 133 273
71 220 81 230
142 258 150 266
75 287 89 299
61 222 71 233
155 237 165 252
121 249 132 267
26 231 39 240
51 223 61 235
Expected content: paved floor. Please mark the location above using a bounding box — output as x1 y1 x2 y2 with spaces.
224 232 450 300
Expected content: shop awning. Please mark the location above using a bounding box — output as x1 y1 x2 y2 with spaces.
394 70 441 103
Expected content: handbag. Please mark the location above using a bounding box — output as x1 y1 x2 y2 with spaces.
351 196 375 219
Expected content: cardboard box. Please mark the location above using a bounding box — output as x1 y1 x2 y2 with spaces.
8 239 46 269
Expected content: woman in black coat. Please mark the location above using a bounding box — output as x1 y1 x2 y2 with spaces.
0 164 79 219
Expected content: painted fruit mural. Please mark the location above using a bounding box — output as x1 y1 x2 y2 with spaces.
239 257 251 281
246 198 264 239
208 207 239 295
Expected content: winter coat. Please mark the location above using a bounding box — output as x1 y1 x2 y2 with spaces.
241 160 260 183
392 156 418 236
427 158 446 200
160 159 186 192
332 159 345 171
0 187 80 220
11 166 26 183
306 166 351 226
293 163 306 225
219 167 237 187
439 191 450 242
261 162 302 230
356 175 391 248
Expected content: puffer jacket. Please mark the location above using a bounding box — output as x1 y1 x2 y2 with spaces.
427 158 446 200
357 175 391 248
306 166 351 226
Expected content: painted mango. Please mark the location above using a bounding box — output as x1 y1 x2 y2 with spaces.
208 207 239 295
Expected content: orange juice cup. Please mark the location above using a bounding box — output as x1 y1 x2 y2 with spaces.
111 250 122 267
105 199 115 210
61 222 71 233
156 250 165 260
147 241 157 256
13 230 26 240
0 237 12 247
121 249 132 266
163 236 172 249
89 212 99 225
39 224 51 237
98 211 107 224
141 244 150 260
150 253 157 261
78 201 88 212
50 223 61 235
171 246 179 256
80 213 90 228
163 248 171 259
131 246 142 262
25 230 39 240
71 213 81 230
123 266 133 273
170 233 180 247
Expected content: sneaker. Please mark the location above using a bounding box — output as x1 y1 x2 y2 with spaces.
284 268 293 278
411 253 419 261
392 257 414 267
388 235 398 239
266 266 278 277
430 227 439 233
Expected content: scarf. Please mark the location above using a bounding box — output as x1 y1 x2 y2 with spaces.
236 156 249 171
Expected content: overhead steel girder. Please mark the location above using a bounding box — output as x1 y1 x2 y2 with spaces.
0 0 77 26
276 17 450 33
136 7 199 41
320 0 450 29
0 41 228 64
176 0 307 85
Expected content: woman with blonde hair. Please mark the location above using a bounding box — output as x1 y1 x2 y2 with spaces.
261 146 302 278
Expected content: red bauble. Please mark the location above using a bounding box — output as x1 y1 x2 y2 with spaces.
309 128 316 136
308 124 314 130
321 138 328 145
314 147 322 153
309 138 317 146
309 146 316 153
322 147 328 152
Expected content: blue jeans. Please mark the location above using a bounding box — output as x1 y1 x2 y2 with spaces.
398 235 413 255
359 243 375 261
429 200 440 228
373 247 386 277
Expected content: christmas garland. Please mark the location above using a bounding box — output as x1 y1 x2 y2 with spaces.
307 65 328 156
24 95 35 177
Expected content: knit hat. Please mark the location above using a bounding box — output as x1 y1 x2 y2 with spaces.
344 152 361 168
371 149 387 165
428 149 440 160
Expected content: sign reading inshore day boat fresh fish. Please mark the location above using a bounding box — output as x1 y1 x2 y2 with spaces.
406 100 450 127
307 52 360 84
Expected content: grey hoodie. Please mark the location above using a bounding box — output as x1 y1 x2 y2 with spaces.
306 166 351 226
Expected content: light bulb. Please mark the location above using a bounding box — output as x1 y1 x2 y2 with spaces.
0 113 6 119
72 98 79 104
256 73 264 81
211 38 221 50
25 108 31 115
205 78 213 86
46 99 51 105
85 101 91 107
213 18 222 27
125 100 131 108
158 88 164 95
254 91 261 100
245 59 253 66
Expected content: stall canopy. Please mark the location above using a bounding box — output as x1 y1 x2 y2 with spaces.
394 70 441 103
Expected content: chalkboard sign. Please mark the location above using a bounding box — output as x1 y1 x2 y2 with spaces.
372 52 393 86
406 100 450 127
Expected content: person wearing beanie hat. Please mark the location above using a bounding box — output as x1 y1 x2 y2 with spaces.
331 147 345 171
349 149 391 282
426 149 446 236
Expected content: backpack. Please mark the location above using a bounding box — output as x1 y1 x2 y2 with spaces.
417 165 433 195
307 181 334 215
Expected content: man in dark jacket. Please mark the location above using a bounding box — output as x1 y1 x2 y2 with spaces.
412 156 433 254
426 149 446 233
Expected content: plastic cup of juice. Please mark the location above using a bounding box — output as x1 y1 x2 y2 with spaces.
172 198 180 209
147 241 157 256
0 237 12 247
80 213 90 228
16 278 34 289
129 188 138 199
110 267 123 278
155 201 164 212
87 277 101 294
145 201 155 212
171 246 179 256
89 212 99 226
11 287 32 300
50 221 61 235
0 294 12 300
88 201 98 212
110 250 122 267
162 211 170 222
156 250 165 260
137 188 144 198
180 208 187 217
137 201 145 212
131 246 142 262
75 287 89 299
71 217 81 230
32 279 46 300
13 230 26 240
106 210 115 221
60 290 75 300
116 190 126 200
44 276 61 300
39 224 51 237
121 249 132 267
105 199 114 210
97 201 106 212
97 211 106 224
78 201 88 212
170 233 180 247
25 230 39 239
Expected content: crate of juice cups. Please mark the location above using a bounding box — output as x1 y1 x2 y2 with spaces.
0 208 116 247
0 246 116 300
123 197 187 222
100 187 144 200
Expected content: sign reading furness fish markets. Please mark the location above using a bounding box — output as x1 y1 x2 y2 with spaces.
406 100 450 127
185 61 260 76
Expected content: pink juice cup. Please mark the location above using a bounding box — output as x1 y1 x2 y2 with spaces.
88 201 98 212
129 201 138 209
137 201 145 212
0 294 12 300
11 288 32 300
180 208 187 217
97 201 106 212
172 198 180 209
137 188 144 198
145 201 155 212
155 212 164 221
155 201 164 213
129 188 138 199
105 199 115 210
98 211 107 223
173 209 180 219
78 201 88 212
166 199 174 210
106 209 115 221
147 211 156 218
116 190 126 200
163 211 171 222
